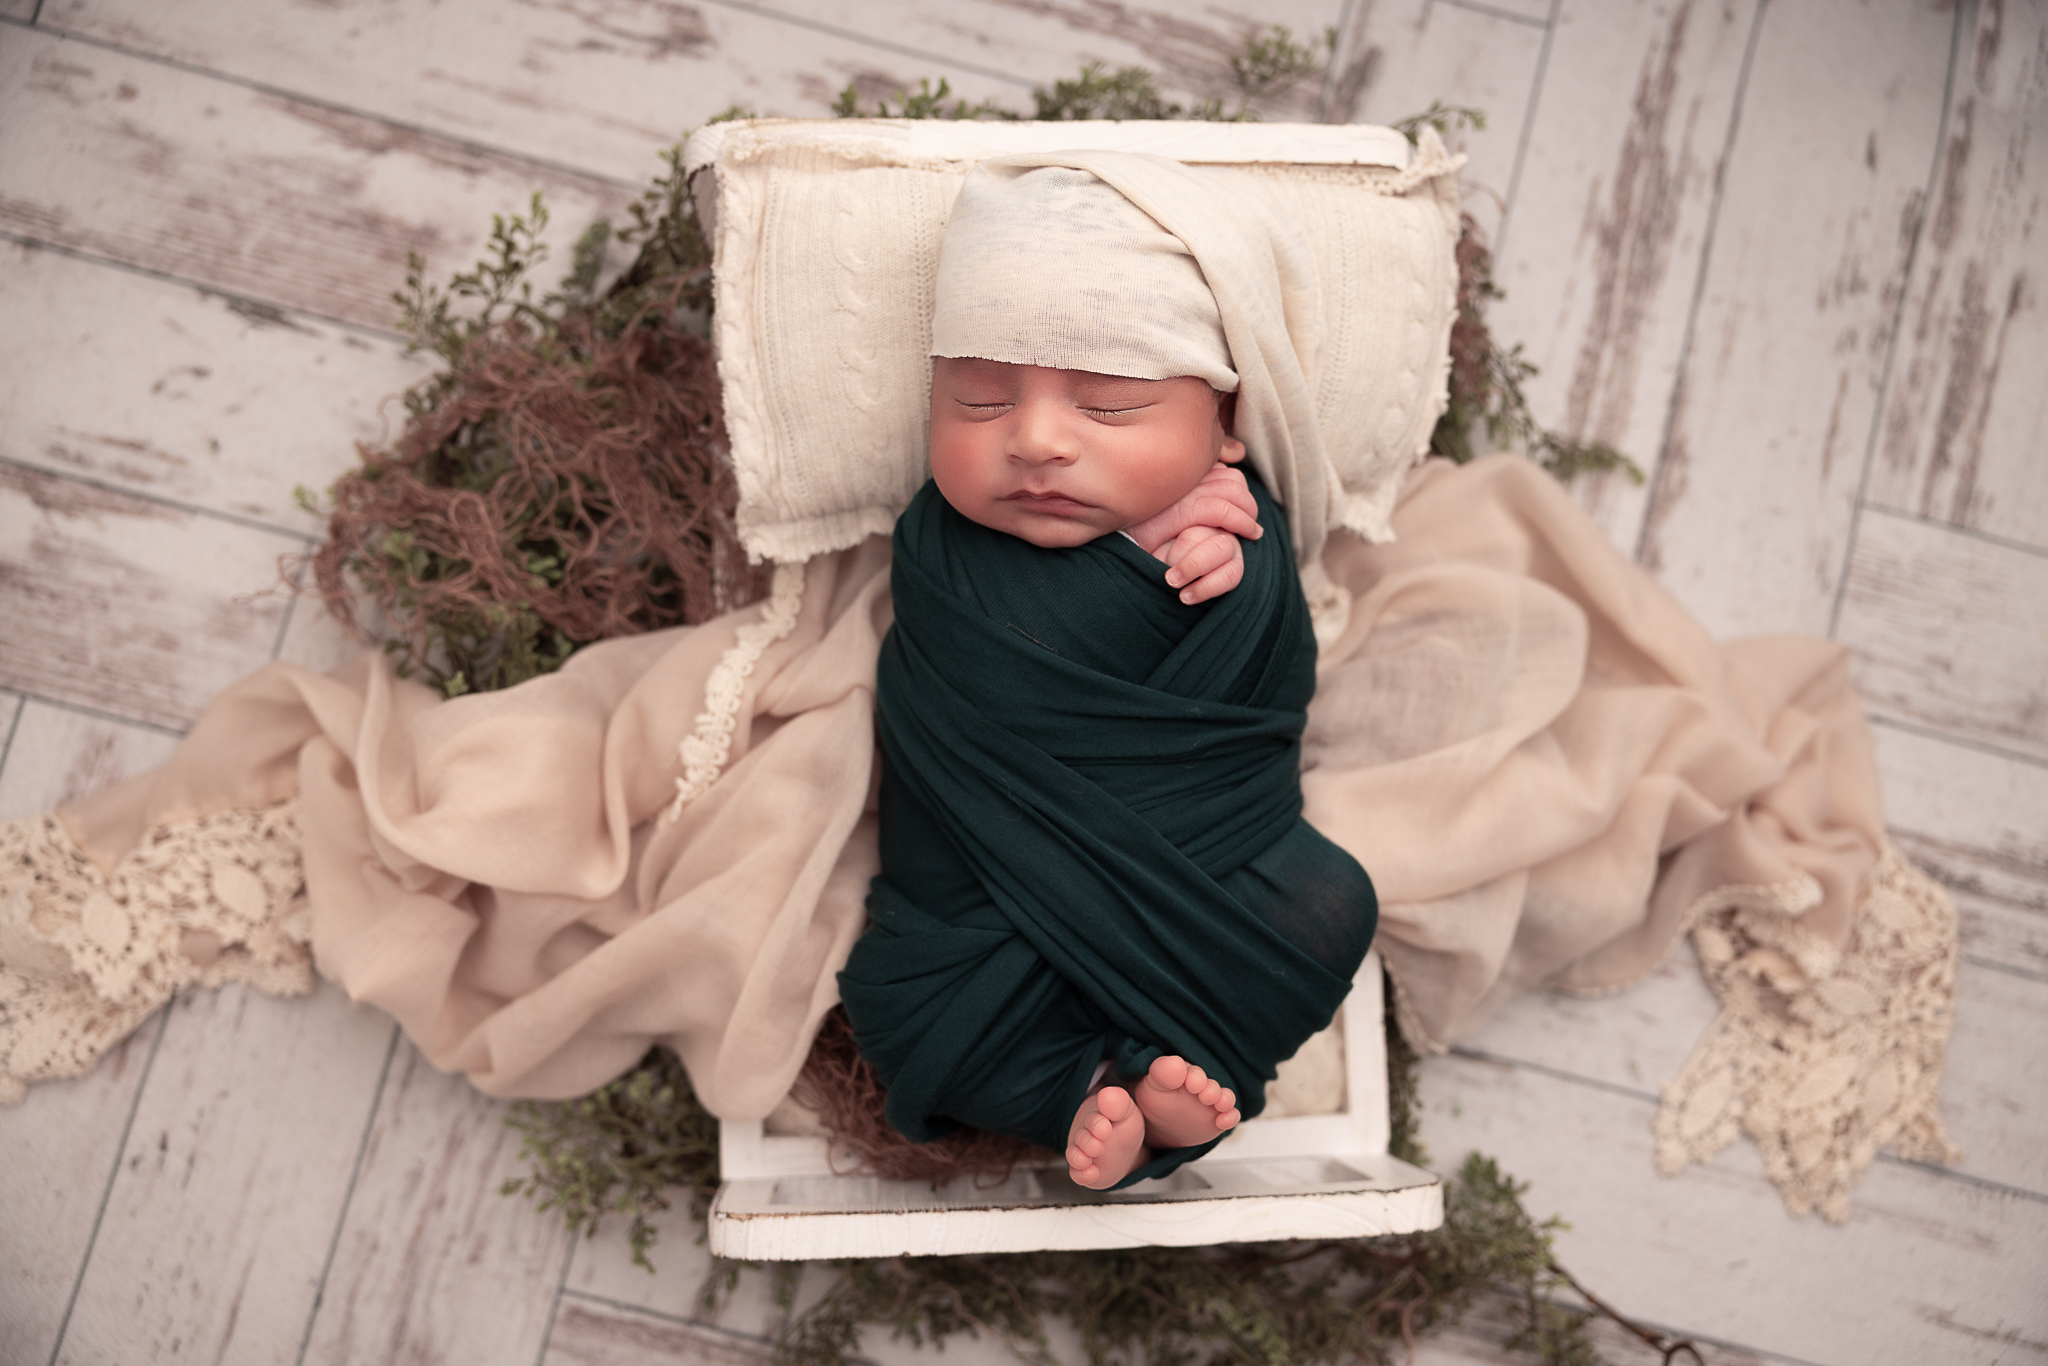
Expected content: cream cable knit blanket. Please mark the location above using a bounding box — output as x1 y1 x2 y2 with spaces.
0 457 1958 1221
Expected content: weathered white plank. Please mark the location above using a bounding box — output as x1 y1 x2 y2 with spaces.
1632 0 1959 638
0 239 428 532
1324 0 1546 240
1874 721 2048 979
1410 1287 1769 1366
0 688 185 1362
299 1041 573 1366
0 26 632 331
1483 0 1762 553
0 698 181 823
44 0 1343 189
54 983 396 1366
543 1300 773 1366
1864 0 2048 551
1462 948 2048 1198
1835 509 2048 763
565 1194 792 1343
0 462 301 730
0 1026 158 1366
272 583 376 679
1414 1052 2048 1366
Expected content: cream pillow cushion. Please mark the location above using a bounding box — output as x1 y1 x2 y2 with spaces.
683 118 1463 566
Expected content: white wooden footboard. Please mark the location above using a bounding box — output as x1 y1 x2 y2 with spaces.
710 951 1444 1258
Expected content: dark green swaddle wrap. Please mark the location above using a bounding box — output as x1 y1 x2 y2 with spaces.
838 473 1377 1187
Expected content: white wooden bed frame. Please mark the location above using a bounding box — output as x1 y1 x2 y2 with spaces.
710 951 1443 1259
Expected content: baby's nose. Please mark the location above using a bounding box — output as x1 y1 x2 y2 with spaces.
1009 402 1079 464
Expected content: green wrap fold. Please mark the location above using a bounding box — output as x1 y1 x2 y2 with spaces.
839 475 1376 1186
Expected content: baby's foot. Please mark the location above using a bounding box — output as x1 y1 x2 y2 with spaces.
1066 1085 1148 1189
1134 1055 1241 1150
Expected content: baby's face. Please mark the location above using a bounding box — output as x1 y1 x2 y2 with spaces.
928 358 1245 548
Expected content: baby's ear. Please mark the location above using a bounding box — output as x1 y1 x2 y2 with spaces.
1215 390 1245 463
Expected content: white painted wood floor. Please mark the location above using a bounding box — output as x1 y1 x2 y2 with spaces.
0 0 2042 1362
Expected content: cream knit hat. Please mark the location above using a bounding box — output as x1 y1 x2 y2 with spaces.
929 162 1238 393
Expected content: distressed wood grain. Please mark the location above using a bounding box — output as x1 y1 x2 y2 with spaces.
1414 1052 2048 1366
0 463 303 731
0 0 38 21
0 240 428 533
1410 1287 1769 1366
1874 722 2048 980
1482 0 1762 554
564 1193 794 1343
1630 0 1958 637
0 1022 157 1364
0 26 632 332
1865 0 2048 552
0 697 180 823
1461 949 2048 1199
0 694 183 1361
43 0 1343 188
54 983 396 1366
1835 508 2048 763
299 1042 572 1366
543 1300 773 1366
1324 0 1546 240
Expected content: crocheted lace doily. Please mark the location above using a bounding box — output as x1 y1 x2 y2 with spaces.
0 800 313 1103
1654 847 1962 1221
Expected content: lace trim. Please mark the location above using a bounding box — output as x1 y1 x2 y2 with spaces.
0 799 313 1104
666 560 807 822
1654 847 1961 1221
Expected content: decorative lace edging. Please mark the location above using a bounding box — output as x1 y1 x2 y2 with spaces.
666 560 808 823
1654 847 1961 1221
0 799 313 1104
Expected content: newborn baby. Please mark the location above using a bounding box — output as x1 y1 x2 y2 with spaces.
837 156 1378 1191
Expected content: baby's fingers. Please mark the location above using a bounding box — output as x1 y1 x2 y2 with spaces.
1162 528 1244 603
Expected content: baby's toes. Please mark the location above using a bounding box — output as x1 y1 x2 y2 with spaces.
1181 1064 1208 1095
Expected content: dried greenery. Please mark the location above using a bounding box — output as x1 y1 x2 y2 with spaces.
499 1047 721 1272
304 26 1681 1363
300 152 757 698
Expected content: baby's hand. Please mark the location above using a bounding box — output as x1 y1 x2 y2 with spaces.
1156 525 1244 604
1123 462 1262 604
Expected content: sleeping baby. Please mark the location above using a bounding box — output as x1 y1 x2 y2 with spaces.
837 156 1379 1191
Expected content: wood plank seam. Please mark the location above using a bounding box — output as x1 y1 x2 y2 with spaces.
1964 955 2048 988
0 231 410 348
1631 0 1772 568
2 690 190 741
1314 0 1358 120
1486 0 1559 261
1454 1035 2048 1204
693 0 1046 92
1824 0 1971 640
1 15 648 195
0 694 24 780
268 562 313 665
1869 713 2048 774
0 450 322 546
291 1023 403 1366
1437 0 1550 31
534 1218 586 1366
553 1289 779 1351
1525 1292 1827 1366
42 1009 171 1366
1859 502 2048 561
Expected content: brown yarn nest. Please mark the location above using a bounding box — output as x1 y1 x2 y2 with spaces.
792 1006 1059 1183
310 306 765 693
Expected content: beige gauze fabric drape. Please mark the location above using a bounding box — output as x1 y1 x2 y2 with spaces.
0 455 1957 1220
